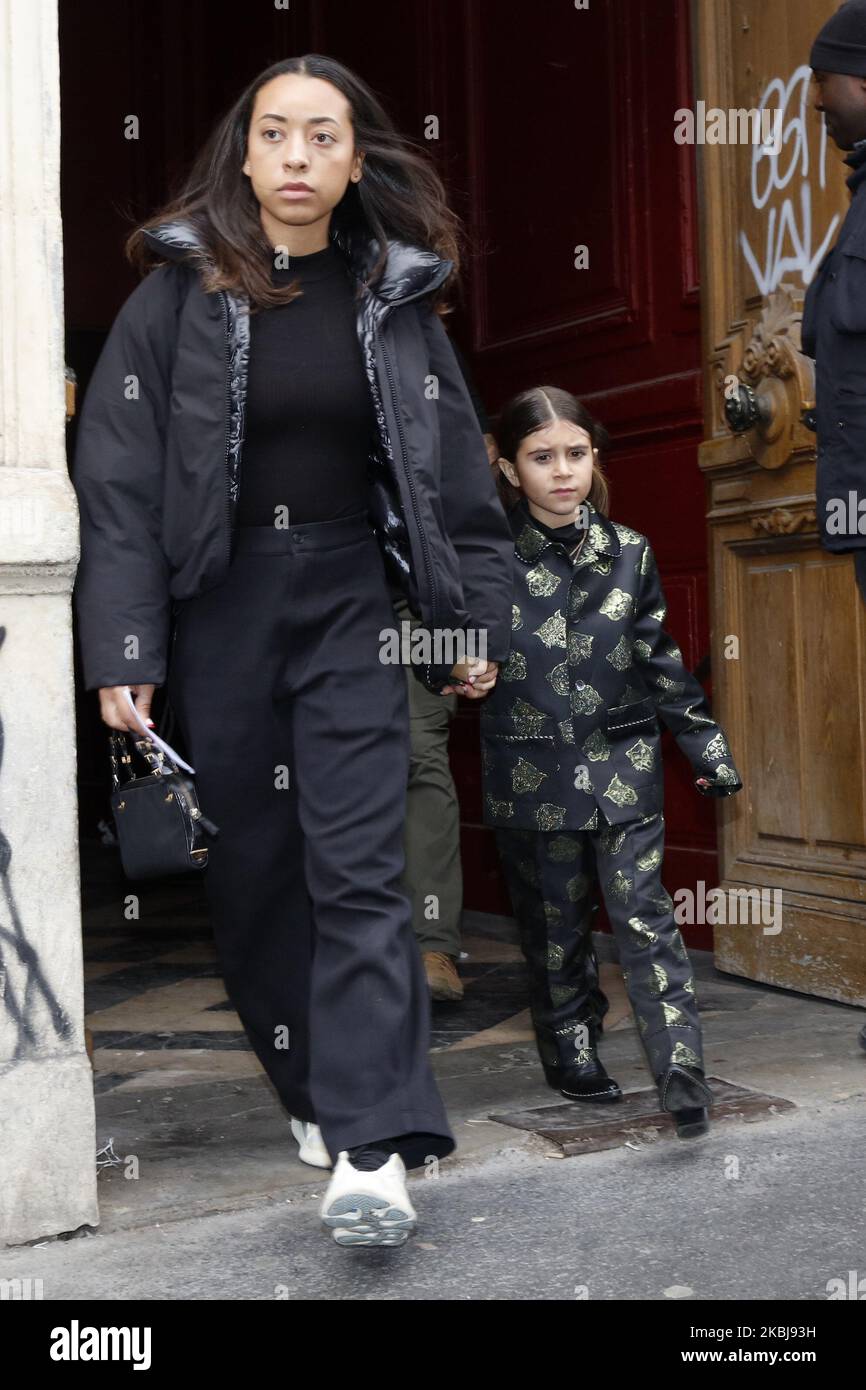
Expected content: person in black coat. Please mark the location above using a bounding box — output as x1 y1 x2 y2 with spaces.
804 0 866 1054
805 0 866 585
482 386 742 1137
70 56 513 1246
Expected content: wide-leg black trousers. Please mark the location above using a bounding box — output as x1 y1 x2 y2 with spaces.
166 512 455 1168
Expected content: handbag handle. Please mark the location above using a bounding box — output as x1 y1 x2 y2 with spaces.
108 729 169 788
107 730 219 838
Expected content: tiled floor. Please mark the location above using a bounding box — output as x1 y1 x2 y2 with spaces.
82 833 634 1096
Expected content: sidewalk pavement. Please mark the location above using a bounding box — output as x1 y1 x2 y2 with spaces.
3 882 865 1299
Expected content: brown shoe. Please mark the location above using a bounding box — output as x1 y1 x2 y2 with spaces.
423 951 464 1001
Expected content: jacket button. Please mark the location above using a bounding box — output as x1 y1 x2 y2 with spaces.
575 681 586 690
838 421 845 429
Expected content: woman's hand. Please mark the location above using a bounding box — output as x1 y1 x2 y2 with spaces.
440 659 499 699
98 683 157 733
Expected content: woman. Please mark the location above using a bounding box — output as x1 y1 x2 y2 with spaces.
72 54 514 1247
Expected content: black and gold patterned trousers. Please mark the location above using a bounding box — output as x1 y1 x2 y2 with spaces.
494 812 703 1082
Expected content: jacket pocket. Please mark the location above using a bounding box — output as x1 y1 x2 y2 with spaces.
603 697 662 792
830 239 866 334
482 712 557 742
480 712 560 807
604 695 657 735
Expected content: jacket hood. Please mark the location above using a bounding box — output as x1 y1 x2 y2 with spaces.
140 218 453 306
509 495 623 566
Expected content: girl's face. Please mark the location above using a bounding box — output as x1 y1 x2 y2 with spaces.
499 419 597 529
242 73 365 250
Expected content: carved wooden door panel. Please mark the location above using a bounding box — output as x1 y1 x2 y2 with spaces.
695 0 866 1002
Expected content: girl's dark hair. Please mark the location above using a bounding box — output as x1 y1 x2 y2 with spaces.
125 54 462 313
491 385 611 515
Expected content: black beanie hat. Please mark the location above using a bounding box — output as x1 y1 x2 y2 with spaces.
811 1 866 75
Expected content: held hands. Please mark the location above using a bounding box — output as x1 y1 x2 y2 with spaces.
98 683 157 734
440 659 499 699
100 665 496 727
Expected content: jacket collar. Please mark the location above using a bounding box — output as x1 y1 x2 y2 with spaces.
510 494 622 569
140 218 453 307
845 138 866 196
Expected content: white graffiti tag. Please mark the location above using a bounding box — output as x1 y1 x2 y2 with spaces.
740 65 840 293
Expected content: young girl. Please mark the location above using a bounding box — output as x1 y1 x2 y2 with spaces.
71 55 513 1246
482 386 742 1138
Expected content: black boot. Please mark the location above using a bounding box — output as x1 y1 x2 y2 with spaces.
544 1048 622 1103
657 1063 714 1138
858 1023 866 1053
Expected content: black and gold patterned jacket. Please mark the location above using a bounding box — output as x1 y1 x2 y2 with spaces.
480 497 742 830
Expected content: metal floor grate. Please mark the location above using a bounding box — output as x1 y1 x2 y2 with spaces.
489 1077 796 1155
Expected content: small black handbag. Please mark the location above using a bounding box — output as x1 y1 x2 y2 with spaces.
108 731 219 880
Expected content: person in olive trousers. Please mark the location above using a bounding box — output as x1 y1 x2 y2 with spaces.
396 337 496 1001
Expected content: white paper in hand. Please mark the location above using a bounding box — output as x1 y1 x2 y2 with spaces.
122 688 196 774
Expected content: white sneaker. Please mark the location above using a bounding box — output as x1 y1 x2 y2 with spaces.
289 1117 332 1169
320 1150 417 1247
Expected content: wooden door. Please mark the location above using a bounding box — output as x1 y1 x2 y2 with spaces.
694 0 866 1003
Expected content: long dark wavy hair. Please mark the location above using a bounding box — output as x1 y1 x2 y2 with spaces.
492 386 611 515
125 54 462 314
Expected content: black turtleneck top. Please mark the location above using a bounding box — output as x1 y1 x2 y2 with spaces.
521 500 587 552
236 241 378 526
535 514 585 549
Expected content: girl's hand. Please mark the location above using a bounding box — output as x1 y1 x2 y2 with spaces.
440 659 499 699
98 683 157 733
695 775 742 797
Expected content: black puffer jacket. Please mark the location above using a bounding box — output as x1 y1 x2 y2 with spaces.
71 219 514 692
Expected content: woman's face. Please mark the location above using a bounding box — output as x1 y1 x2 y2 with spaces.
499 420 596 529
242 73 364 248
